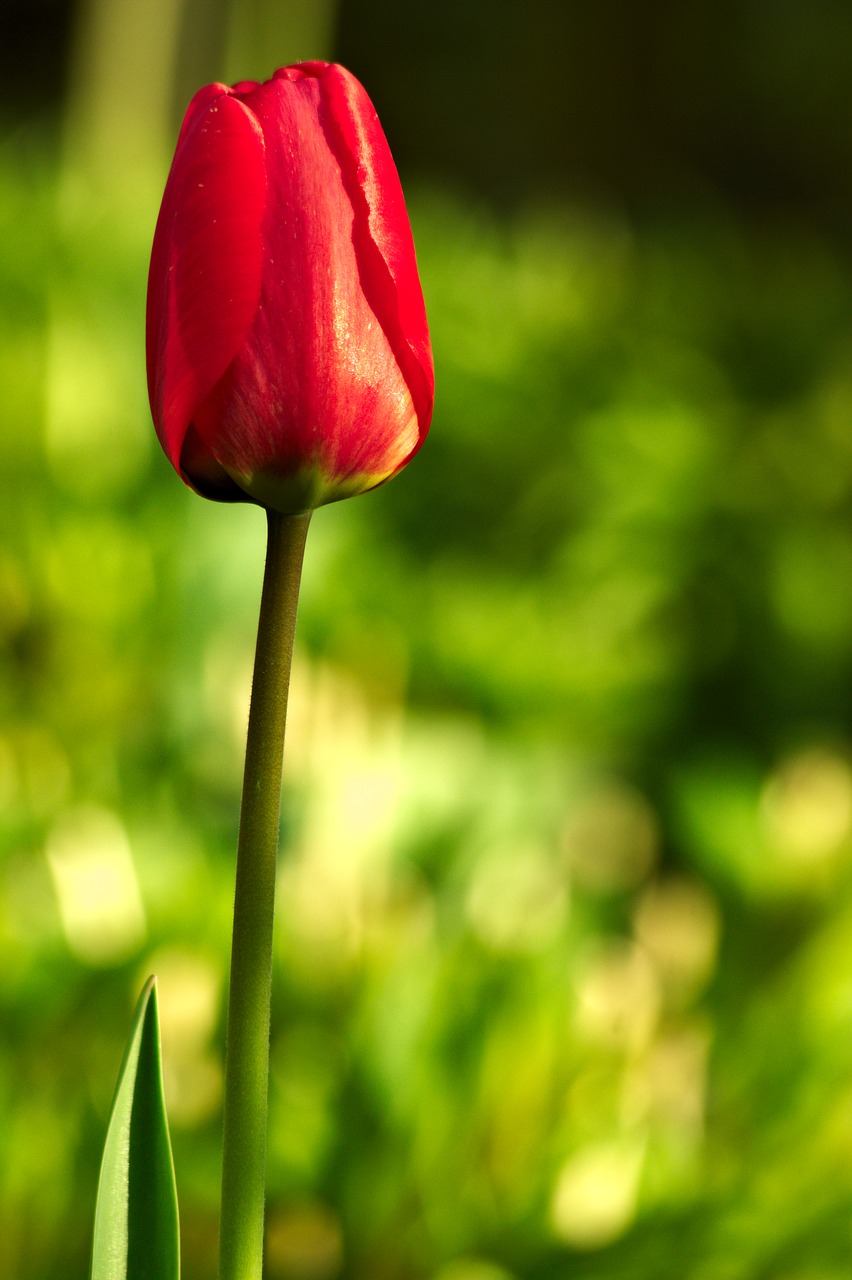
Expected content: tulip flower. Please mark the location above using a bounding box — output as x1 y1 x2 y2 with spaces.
143 63 434 1280
146 61 434 514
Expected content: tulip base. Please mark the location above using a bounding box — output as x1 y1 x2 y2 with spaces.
230 456 407 518
218 508 311 1280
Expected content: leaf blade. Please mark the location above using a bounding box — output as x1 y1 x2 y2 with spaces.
91 976 180 1280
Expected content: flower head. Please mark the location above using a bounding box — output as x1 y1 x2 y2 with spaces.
146 63 433 513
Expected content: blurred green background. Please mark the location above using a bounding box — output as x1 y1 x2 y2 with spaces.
3 1 852 1277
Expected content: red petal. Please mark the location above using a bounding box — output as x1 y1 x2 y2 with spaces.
193 71 422 491
319 64 434 437
273 62 330 82
146 90 268 473
175 81 231 147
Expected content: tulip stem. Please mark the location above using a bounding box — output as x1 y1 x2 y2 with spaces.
218 508 311 1280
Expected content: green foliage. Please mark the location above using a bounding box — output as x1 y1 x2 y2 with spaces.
91 978 179 1280
3 130 852 1280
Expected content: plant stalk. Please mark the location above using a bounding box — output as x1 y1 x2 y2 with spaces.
218 508 311 1280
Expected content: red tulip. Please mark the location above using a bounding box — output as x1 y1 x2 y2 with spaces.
146 62 434 513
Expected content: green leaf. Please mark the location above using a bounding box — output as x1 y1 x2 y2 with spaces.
91 976 180 1280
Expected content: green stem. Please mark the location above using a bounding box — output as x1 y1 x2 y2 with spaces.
218 508 311 1280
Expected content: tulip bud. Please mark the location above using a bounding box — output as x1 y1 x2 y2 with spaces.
146 63 434 514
